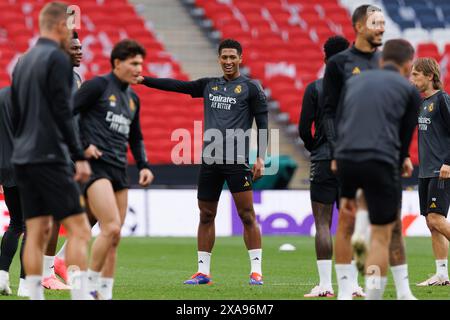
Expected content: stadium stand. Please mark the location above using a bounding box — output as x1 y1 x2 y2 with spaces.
191 0 450 165
1 0 449 167
0 0 204 164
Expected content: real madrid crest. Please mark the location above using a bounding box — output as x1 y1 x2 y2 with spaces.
109 95 117 107
428 103 434 112
234 85 242 94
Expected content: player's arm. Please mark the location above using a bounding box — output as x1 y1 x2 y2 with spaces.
249 81 269 181
73 77 107 115
73 77 108 158
139 77 210 98
322 56 344 157
47 50 85 162
129 95 153 187
10 68 20 135
298 82 317 152
399 88 421 169
438 93 450 178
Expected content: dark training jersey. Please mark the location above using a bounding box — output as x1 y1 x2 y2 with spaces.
10 38 84 165
323 46 381 156
335 65 421 167
74 72 150 170
418 90 450 178
299 78 331 161
71 70 83 159
142 75 269 164
0 87 15 187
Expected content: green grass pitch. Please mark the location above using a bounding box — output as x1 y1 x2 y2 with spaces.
1 236 449 300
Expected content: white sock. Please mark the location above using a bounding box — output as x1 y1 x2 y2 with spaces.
354 209 370 241
436 259 449 279
335 264 353 300
351 260 360 289
68 270 88 300
365 275 387 300
56 242 67 259
87 269 101 293
391 264 413 299
248 249 262 275
26 275 44 300
197 251 211 275
42 255 55 278
317 260 332 289
99 277 114 300
18 278 29 296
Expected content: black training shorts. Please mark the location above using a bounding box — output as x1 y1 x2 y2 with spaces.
337 160 400 225
84 159 129 194
197 162 253 202
419 177 450 217
310 160 339 205
14 164 84 221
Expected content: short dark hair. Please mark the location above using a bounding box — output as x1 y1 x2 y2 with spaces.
72 30 78 39
352 4 382 28
218 39 242 56
382 39 415 66
110 39 146 69
324 36 350 61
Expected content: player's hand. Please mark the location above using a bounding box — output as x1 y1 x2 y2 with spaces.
252 157 265 181
0 185 3 194
84 144 103 159
331 159 338 174
137 76 144 84
139 168 154 187
74 160 91 183
402 157 414 178
439 164 450 179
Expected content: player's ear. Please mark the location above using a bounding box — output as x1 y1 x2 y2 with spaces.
114 58 121 70
355 19 365 34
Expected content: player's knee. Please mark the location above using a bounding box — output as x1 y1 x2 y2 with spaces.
75 225 92 244
103 221 121 240
7 222 24 236
426 214 441 231
199 207 216 224
238 207 255 226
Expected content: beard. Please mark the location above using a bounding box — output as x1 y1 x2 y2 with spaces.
367 34 383 49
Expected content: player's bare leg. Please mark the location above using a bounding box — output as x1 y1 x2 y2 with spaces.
62 213 91 300
352 190 370 273
184 200 218 285
86 179 121 296
197 200 218 253
365 223 394 300
305 202 334 297
99 189 128 299
335 197 357 299
232 190 263 285
55 201 97 283
418 215 450 286
23 216 52 300
389 216 416 299
41 221 69 289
